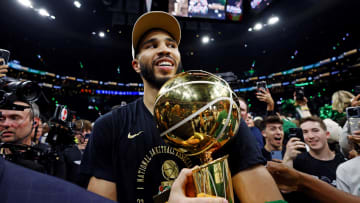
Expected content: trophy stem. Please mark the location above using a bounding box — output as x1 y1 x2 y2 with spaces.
192 155 234 203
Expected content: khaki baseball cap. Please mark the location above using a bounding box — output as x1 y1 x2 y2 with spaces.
132 11 181 59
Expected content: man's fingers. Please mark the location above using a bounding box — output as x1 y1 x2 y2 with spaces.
187 197 228 203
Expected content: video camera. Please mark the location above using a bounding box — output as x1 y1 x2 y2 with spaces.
0 77 41 111
46 104 76 147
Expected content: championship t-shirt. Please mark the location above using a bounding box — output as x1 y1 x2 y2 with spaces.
81 97 265 202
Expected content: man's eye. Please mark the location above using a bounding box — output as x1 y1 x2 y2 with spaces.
168 44 176 48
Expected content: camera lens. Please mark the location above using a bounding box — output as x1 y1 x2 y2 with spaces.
17 81 41 102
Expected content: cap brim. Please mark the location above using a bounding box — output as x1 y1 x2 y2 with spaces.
132 11 181 59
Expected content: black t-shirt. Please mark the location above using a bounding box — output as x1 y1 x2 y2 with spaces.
284 151 346 203
294 152 346 186
81 97 265 202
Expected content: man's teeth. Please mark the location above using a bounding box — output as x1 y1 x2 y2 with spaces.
158 61 172 66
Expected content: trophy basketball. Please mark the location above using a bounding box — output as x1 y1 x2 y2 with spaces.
154 70 241 202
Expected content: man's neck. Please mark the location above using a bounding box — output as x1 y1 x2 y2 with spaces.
264 143 282 152
142 80 159 115
309 145 335 161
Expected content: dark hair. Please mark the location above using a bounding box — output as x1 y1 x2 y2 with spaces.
261 115 283 131
299 116 327 131
134 28 176 59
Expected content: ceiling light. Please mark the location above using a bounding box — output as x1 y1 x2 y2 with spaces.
248 28 253 32
38 8 50 17
18 0 33 8
202 36 210 44
74 1 81 8
268 16 279 25
254 23 263 30
99 32 105 38
50 15 56 20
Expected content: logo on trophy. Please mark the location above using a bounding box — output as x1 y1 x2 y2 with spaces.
154 70 241 202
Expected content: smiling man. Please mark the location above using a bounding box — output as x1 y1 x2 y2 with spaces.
283 116 346 202
81 11 283 203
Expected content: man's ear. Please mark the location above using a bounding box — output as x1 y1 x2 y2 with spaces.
132 59 141 74
261 130 267 138
325 131 330 139
33 117 40 128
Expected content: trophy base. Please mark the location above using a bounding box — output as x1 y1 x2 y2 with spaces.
192 155 234 203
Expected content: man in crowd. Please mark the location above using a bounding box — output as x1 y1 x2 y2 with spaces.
283 116 346 201
0 101 40 148
239 97 264 149
261 115 285 161
81 11 283 203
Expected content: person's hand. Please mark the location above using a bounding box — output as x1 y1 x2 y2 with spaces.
256 88 274 106
0 58 9 78
348 130 360 145
351 94 360 107
284 137 306 161
293 92 308 107
266 161 302 192
168 168 228 203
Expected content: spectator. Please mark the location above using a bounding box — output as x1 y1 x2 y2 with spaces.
336 130 360 196
283 116 346 202
261 116 285 161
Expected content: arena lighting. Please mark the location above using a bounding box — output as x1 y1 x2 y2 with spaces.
248 28 253 32
268 16 279 25
18 0 33 8
98 32 105 38
38 8 50 17
50 15 56 19
74 1 81 8
202 36 210 44
253 23 263 30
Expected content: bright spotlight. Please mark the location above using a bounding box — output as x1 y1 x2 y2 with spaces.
50 15 56 20
38 8 50 17
254 23 263 30
18 0 33 8
268 16 279 25
202 36 210 44
99 32 105 38
248 27 253 32
74 1 81 8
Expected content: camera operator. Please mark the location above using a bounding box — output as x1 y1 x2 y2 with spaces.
0 101 47 171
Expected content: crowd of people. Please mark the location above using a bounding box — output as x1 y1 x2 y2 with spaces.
0 11 359 203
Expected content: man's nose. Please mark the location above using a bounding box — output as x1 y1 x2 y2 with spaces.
157 43 171 55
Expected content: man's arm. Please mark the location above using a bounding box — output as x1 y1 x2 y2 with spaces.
267 161 360 203
232 165 283 203
87 176 117 201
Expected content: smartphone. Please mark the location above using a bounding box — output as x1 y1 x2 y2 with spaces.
346 106 360 134
288 127 306 152
0 49 10 65
295 86 305 101
256 81 267 93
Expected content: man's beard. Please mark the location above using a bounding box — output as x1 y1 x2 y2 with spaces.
139 61 183 89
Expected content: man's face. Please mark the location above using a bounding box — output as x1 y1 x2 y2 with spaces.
0 101 33 144
300 121 329 151
134 30 181 89
239 100 247 120
263 123 284 149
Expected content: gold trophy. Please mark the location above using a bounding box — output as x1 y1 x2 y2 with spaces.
154 70 241 202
